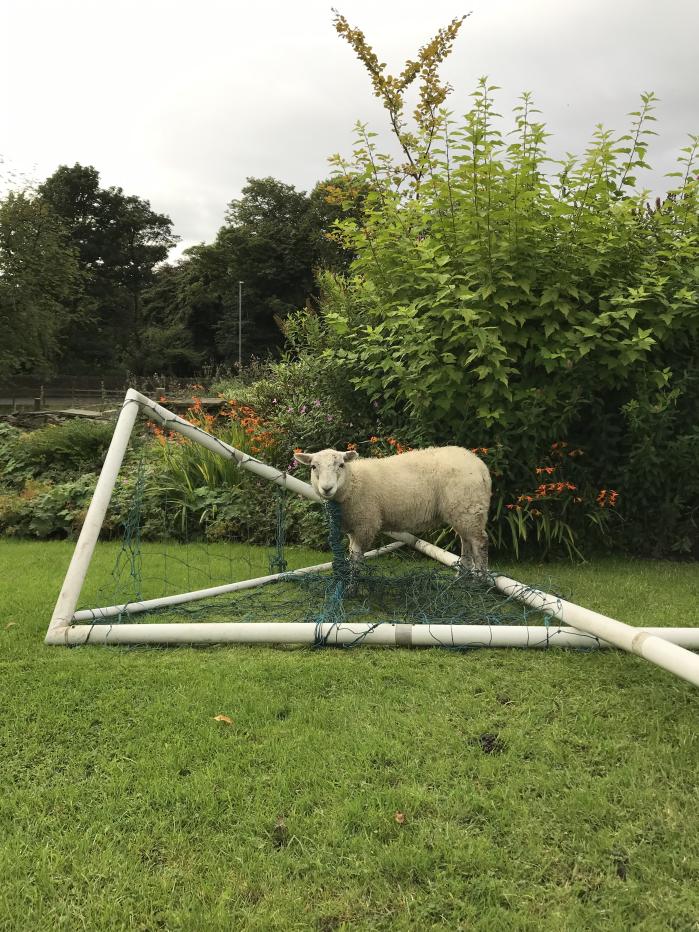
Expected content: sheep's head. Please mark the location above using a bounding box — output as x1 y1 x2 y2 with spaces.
294 448 358 500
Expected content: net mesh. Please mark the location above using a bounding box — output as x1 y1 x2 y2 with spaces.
76 454 566 640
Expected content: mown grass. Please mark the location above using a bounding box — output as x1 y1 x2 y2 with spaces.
1 540 698 930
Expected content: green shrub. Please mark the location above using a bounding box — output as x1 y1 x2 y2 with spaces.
0 475 97 538
285 82 698 560
0 423 33 487
17 418 117 476
613 371 699 557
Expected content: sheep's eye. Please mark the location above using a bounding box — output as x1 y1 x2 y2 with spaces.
311 465 317 471
339 463 345 469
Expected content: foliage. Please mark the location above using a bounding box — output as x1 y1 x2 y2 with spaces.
0 192 83 376
17 419 116 475
0 474 96 538
140 398 326 547
333 10 469 184
613 370 699 557
0 423 33 486
135 263 204 375
38 163 177 373
0 163 366 379
151 175 361 370
0 418 118 487
483 443 617 561
220 363 356 463
287 18 699 559
323 87 698 435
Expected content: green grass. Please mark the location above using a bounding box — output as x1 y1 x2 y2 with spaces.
1 540 698 930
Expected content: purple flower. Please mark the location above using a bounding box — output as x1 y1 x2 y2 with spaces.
287 407 293 413
300 405 307 414
314 399 321 407
272 398 277 404
326 415 333 422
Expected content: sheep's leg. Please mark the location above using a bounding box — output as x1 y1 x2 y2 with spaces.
347 534 364 566
344 534 366 597
459 534 476 573
470 532 489 573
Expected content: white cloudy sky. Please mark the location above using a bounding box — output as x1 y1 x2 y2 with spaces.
1 0 697 259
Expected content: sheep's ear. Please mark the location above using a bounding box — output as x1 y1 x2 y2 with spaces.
294 451 313 466
343 450 358 462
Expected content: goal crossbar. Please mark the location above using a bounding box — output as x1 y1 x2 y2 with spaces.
45 390 699 689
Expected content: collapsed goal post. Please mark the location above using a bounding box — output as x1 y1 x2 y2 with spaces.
45 389 699 689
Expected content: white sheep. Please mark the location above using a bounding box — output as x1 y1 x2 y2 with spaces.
294 446 492 571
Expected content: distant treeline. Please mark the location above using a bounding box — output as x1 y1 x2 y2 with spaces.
0 164 356 378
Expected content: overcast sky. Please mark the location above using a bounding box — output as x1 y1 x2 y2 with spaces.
1 0 697 260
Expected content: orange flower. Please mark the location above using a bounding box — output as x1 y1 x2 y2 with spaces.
347 442 357 451
369 436 379 444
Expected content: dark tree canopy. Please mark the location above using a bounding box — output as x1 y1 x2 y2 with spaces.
0 192 82 375
0 166 363 378
38 163 177 373
163 176 358 366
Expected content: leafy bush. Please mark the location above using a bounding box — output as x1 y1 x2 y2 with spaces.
612 371 699 557
0 475 97 538
285 79 698 559
0 423 33 486
325 87 697 432
16 418 117 477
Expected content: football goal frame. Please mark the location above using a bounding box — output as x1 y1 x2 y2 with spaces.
45 389 699 689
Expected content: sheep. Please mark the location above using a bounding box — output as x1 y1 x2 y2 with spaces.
294 446 492 571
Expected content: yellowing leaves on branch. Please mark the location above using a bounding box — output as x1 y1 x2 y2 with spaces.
332 8 469 182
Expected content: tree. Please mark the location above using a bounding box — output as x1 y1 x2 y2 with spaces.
172 176 357 366
0 191 82 375
38 164 177 372
136 263 203 375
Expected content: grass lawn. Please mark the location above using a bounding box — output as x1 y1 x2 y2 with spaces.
1 539 698 930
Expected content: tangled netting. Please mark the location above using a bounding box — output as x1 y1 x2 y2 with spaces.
80 472 569 646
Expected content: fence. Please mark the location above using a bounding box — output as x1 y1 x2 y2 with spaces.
0 381 125 413
0 375 217 414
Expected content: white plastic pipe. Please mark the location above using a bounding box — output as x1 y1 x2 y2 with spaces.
71 541 405 622
494 574 699 688
388 531 461 567
381 539 699 688
44 621 699 649
46 390 141 637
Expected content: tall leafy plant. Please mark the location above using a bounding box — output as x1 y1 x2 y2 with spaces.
306 14 699 557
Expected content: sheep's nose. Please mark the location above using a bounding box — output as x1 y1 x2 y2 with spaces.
321 485 333 495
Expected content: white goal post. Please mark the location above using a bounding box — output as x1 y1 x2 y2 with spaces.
45 389 699 689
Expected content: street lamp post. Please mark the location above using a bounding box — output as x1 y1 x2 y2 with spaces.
238 281 243 370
